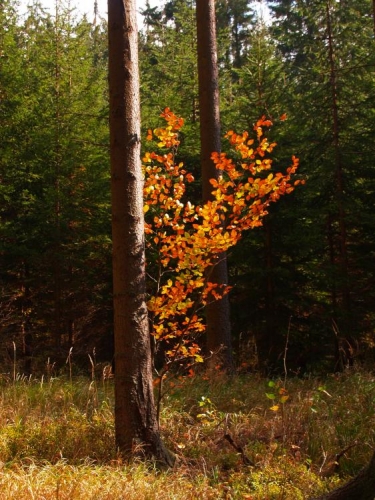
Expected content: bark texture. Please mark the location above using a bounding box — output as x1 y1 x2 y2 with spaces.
311 450 375 500
196 0 233 370
108 0 174 466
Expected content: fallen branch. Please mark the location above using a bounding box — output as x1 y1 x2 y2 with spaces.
223 433 254 466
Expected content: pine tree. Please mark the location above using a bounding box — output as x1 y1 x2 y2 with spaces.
0 1 111 370
139 0 199 128
266 0 375 368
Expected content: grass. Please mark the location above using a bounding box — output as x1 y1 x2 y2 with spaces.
0 367 374 498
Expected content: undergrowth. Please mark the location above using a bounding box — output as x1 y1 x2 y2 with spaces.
0 367 374 499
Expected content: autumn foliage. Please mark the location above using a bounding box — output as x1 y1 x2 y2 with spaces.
143 108 301 372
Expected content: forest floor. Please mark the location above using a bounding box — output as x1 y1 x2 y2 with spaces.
0 366 374 499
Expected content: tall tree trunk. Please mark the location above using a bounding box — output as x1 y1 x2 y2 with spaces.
326 1 352 365
21 261 32 375
196 0 233 370
54 0 63 353
263 217 277 368
108 0 174 465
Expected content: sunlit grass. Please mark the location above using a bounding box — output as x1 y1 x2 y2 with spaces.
0 367 373 498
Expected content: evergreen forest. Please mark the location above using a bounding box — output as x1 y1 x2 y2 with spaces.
1 1 375 497
2 0 375 375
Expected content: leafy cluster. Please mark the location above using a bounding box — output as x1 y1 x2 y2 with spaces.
143 108 302 369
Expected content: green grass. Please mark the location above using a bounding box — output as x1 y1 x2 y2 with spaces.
0 368 374 498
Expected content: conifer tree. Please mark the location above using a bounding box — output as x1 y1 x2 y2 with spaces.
0 1 111 370
266 0 375 368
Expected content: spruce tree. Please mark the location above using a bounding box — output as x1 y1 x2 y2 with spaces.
0 1 111 370
266 0 375 369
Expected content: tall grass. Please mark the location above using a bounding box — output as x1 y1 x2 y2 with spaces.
0 367 373 498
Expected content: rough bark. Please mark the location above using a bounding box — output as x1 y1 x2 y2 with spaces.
108 0 174 466
196 0 233 370
311 450 375 500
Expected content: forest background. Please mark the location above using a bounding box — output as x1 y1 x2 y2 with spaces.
2 0 375 376
1 1 375 498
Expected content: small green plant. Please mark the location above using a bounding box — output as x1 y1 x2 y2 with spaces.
265 380 289 413
196 396 218 425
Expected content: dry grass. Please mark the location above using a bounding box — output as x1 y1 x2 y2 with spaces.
0 367 374 498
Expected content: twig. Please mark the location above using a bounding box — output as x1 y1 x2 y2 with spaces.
319 442 358 477
224 433 254 466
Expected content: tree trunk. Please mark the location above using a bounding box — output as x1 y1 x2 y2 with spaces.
326 1 352 366
196 0 233 370
21 261 32 375
262 217 278 370
53 0 63 354
311 450 375 500
108 0 174 466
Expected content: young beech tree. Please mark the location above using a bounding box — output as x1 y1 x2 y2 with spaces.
108 0 173 465
143 109 302 387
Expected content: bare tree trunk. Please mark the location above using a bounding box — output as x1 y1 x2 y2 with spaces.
262 217 278 369
196 0 233 370
311 450 375 500
21 261 32 375
108 0 174 466
326 1 352 365
54 0 63 353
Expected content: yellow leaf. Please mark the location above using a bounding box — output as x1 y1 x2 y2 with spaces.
270 405 279 412
143 204 150 213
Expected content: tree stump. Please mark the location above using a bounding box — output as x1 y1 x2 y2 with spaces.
311 450 375 500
